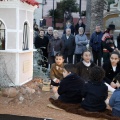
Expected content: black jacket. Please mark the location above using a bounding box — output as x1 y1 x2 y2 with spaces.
117 35 120 50
75 23 85 35
103 61 120 84
34 36 49 55
58 73 85 103
61 34 75 55
76 61 96 82
81 81 108 112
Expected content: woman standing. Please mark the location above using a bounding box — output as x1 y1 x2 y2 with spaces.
102 28 117 63
74 27 88 63
34 28 49 68
48 30 64 65
75 18 85 35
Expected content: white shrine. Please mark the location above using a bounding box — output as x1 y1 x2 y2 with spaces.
0 0 39 86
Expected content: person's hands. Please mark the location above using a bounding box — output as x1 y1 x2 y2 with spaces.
114 48 119 52
110 82 117 88
55 79 60 83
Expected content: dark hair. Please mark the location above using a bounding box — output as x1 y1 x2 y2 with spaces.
81 49 91 56
89 66 105 81
55 53 64 58
113 73 120 84
64 64 76 73
103 28 111 34
39 28 45 33
110 51 120 58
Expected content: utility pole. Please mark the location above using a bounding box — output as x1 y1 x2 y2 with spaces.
79 0 81 18
52 0 55 28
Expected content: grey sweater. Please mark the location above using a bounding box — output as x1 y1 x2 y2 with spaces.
74 34 88 54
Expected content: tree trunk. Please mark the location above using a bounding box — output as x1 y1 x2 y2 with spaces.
85 0 91 33
90 0 104 35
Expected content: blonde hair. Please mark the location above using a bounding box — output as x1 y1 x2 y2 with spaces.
53 30 59 34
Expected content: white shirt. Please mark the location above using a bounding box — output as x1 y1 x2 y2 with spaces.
82 60 91 67
66 35 69 39
112 66 116 72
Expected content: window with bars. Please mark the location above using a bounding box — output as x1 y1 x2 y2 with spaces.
22 22 29 50
0 20 5 50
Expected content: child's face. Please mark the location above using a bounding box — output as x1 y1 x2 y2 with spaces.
110 54 119 66
63 69 70 78
82 52 91 63
55 56 64 65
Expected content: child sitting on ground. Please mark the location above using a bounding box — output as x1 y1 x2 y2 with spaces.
50 53 65 93
76 50 96 83
76 50 115 92
52 64 85 103
103 51 120 90
109 73 120 117
81 66 108 112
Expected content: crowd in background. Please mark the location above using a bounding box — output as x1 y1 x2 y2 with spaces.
33 18 120 67
33 18 120 117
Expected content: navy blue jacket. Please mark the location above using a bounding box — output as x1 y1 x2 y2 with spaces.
58 73 85 103
90 32 103 52
81 81 108 112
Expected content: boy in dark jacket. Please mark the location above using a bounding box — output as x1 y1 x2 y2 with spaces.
81 66 108 112
52 64 85 104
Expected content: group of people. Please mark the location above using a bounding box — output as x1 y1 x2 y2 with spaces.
34 18 88 67
34 18 120 68
33 18 120 117
50 51 120 117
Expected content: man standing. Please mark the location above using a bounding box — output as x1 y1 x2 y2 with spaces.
45 26 54 41
90 25 103 66
61 28 75 63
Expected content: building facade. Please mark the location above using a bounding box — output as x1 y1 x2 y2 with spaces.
0 0 38 86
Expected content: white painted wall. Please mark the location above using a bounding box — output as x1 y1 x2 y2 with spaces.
0 1 36 86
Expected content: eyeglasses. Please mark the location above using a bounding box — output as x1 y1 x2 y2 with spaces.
49 30 53 31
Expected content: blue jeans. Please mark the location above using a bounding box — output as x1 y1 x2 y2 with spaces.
112 108 120 117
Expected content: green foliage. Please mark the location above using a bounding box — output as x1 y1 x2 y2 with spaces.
107 0 115 5
57 0 79 17
59 0 79 12
48 9 61 19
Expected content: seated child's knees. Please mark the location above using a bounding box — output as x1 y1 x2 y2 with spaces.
52 86 58 93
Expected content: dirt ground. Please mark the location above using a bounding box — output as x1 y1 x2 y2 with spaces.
0 79 105 120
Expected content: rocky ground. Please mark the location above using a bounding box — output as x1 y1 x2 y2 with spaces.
0 78 103 120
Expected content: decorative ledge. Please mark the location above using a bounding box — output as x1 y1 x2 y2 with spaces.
0 49 36 53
